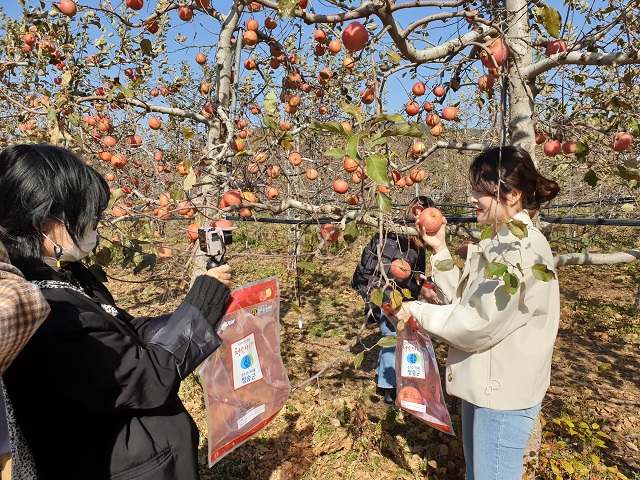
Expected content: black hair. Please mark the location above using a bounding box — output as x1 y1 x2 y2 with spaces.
0 144 110 262
469 146 560 214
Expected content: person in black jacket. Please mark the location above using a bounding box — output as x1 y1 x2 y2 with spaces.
352 196 440 404
0 144 231 480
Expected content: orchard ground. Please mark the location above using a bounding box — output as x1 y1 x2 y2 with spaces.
108 222 640 480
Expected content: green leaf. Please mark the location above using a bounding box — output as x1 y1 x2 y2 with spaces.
629 118 640 137
182 126 194 139
343 221 359 243
365 153 389 185
370 113 406 125
485 260 508 278
61 71 72 87
324 148 346 158
108 188 124 209
183 168 197 190
169 189 183 202
617 164 640 181
377 336 398 348
309 121 349 135
584 169 599 187
263 92 278 115
140 38 153 56
133 254 157 274
67 113 80 127
574 141 590 163
535 5 562 38
507 219 528 239
434 259 455 271
480 225 494 240
296 261 317 271
502 273 520 295
386 50 402 65
291 300 302 314
263 114 279 131
531 263 556 281
401 288 412 299
277 0 298 18
279 133 294 150
353 351 365 369
380 123 425 138
345 134 359 161
340 101 364 122
390 289 403 310
377 192 392 213
370 288 384 306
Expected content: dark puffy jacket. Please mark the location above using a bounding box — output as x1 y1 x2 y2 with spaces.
4 260 229 480
352 232 425 319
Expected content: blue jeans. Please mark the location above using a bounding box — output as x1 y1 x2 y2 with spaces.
375 313 397 388
461 400 541 480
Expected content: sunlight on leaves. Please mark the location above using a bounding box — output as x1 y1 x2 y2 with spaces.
502 272 520 295
366 153 389 185
390 289 403 310
532 263 556 281
485 260 508 278
377 336 397 348
370 289 384 306
507 219 528 239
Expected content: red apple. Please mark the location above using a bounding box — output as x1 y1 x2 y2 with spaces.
416 207 445 234
390 259 412 280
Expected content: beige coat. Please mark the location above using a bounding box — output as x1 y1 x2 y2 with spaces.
409 211 560 410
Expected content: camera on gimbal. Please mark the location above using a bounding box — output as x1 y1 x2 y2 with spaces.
198 225 234 270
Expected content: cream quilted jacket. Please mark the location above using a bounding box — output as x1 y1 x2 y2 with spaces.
409 211 560 410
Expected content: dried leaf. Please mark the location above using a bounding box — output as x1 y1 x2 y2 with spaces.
353 351 364 369
390 289 403 310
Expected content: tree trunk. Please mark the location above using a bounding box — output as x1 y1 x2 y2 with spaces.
505 0 536 158
505 1 544 472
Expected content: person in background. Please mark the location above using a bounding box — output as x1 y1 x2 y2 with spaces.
0 144 231 480
0 238 50 480
352 196 440 404
394 146 560 479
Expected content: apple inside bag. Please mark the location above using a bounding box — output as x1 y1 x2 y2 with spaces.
395 318 454 435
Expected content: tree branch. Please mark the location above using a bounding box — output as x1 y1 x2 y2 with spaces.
524 49 640 79
554 248 640 267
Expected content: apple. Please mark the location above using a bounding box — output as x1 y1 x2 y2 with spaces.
562 140 577 154
342 21 368 52
457 241 474 260
320 224 340 242
416 207 445 234
412 81 426 96
333 179 349 194
543 140 561 157
611 132 632 152
390 259 412 280
545 40 567 57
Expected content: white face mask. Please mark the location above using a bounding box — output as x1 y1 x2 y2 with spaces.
43 228 99 265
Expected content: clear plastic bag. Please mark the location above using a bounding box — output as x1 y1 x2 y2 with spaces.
199 277 290 466
393 316 454 435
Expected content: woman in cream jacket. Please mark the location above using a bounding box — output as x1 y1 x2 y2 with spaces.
395 146 560 480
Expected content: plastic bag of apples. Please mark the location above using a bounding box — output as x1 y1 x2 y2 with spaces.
199 277 290 466
386 307 454 435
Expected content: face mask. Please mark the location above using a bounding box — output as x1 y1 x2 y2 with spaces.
43 228 99 266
